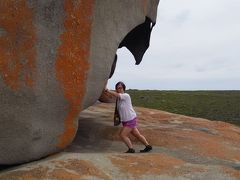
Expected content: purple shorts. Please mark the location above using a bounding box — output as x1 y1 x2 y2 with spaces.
122 117 137 128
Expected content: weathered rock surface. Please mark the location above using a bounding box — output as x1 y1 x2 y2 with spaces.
1 103 240 179
0 0 159 164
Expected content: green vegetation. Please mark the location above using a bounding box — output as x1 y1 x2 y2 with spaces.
126 90 240 126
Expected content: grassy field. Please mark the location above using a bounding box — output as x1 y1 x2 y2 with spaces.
126 90 240 126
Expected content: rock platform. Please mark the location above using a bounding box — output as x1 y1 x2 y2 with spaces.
0 103 240 179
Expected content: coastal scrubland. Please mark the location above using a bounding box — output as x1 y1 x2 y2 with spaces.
127 90 240 126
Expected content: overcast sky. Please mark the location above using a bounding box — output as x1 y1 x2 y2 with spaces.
108 0 240 90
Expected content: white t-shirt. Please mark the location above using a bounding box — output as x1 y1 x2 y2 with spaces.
117 93 137 122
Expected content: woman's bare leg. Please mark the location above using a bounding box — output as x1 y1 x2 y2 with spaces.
119 127 133 149
131 128 149 146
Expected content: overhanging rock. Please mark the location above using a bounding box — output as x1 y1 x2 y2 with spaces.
0 0 159 164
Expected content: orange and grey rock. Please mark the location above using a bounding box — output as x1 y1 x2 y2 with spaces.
0 0 159 164
0 103 239 179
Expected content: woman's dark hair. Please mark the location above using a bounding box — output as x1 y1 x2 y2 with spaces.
115 81 126 91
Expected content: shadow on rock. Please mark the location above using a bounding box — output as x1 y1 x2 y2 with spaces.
65 115 122 153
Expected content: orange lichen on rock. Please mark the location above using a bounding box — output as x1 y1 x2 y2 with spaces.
0 0 36 90
0 167 49 180
140 125 240 162
141 127 240 161
56 0 95 148
110 153 185 177
222 166 240 179
48 169 80 180
51 159 110 179
0 159 110 180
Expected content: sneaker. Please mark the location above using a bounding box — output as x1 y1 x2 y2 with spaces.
140 145 152 153
125 148 135 153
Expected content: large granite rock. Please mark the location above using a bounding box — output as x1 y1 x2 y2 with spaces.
0 0 159 164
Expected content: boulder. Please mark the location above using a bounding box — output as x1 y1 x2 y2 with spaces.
0 0 159 164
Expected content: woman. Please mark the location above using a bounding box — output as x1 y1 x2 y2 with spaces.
105 81 152 153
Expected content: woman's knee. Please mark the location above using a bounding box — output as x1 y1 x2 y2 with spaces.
120 128 131 138
119 131 127 139
132 129 140 137
119 132 123 139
